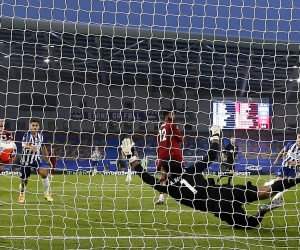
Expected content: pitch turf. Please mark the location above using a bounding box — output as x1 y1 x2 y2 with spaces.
0 173 299 249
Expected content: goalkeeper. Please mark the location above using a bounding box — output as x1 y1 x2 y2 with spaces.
121 126 300 229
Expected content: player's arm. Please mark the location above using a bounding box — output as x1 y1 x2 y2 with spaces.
171 124 184 143
286 161 300 166
22 134 37 152
121 138 170 193
132 161 182 199
235 146 239 160
131 162 168 192
274 146 287 166
185 140 220 174
186 126 221 173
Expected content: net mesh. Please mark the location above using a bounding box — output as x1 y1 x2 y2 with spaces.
0 0 300 249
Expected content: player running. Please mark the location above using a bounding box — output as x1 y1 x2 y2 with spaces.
155 110 185 205
120 126 294 229
18 118 53 203
264 132 300 201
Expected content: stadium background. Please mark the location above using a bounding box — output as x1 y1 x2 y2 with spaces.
0 0 299 174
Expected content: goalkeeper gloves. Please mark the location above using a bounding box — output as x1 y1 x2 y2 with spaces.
209 125 222 141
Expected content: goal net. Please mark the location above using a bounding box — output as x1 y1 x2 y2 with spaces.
0 0 299 249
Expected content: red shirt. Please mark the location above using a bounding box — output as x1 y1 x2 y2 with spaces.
49 152 57 167
157 120 184 161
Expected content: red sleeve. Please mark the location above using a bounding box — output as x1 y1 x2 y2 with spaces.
171 124 184 143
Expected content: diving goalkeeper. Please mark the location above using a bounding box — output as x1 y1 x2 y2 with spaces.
121 126 300 229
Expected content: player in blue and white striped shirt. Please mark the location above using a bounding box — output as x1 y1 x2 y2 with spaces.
265 132 300 201
91 146 102 176
18 118 53 203
274 133 300 179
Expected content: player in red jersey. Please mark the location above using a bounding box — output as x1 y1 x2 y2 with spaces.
155 110 185 205
0 119 14 172
0 119 15 206
49 147 57 179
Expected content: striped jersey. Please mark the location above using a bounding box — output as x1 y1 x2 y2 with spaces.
91 150 101 161
20 131 44 166
282 142 300 168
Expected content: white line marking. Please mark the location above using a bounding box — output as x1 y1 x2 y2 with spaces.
0 208 205 212
0 236 298 240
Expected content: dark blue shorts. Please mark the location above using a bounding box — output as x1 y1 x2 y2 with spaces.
92 161 99 167
20 161 48 180
276 166 296 178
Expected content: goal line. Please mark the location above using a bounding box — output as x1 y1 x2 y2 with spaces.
0 236 298 240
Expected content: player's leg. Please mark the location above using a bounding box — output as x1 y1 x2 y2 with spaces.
272 168 297 200
126 163 132 182
218 206 267 229
38 167 53 202
257 174 300 201
155 160 165 204
217 162 231 183
216 163 225 183
155 172 166 205
233 200 284 229
227 164 234 185
194 138 220 173
92 161 98 176
270 167 288 201
50 164 56 178
18 166 30 203
89 160 93 176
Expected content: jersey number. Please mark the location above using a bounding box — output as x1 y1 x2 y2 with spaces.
159 128 167 142
180 179 198 194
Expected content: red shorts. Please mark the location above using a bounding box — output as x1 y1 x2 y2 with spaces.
156 155 184 171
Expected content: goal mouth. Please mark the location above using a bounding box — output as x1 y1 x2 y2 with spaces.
0 0 299 249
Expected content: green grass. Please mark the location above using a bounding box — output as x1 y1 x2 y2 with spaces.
0 173 300 249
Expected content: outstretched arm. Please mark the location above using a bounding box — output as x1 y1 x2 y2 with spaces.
132 162 182 199
131 162 168 193
274 147 285 166
121 138 182 198
187 140 220 173
189 126 221 173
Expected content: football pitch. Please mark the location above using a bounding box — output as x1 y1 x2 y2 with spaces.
0 174 299 249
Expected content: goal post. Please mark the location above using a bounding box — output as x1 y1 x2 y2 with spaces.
0 1 299 249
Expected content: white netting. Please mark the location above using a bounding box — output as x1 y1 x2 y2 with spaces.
0 0 300 249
